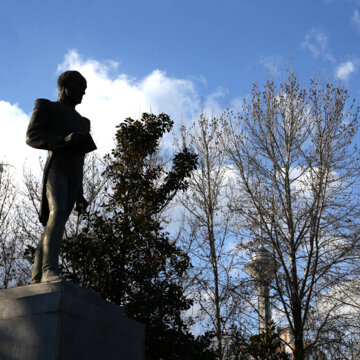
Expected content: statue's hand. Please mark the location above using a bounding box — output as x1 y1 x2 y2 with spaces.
64 132 87 144
75 196 89 215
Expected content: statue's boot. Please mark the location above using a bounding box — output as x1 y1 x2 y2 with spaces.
42 269 63 283
41 210 67 283
31 235 44 283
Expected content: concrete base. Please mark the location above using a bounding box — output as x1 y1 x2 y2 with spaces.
0 282 145 360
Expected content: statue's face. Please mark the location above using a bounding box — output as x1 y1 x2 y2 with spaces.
64 78 87 105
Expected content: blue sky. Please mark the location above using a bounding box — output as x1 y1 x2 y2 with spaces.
1 0 360 172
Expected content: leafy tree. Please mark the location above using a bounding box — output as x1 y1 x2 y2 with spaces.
247 321 288 360
61 113 216 359
222 73 360 359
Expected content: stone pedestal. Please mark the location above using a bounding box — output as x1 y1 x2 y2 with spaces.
0 282 145 360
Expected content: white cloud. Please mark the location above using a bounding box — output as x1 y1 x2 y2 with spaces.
351 9 360 33
203 88 227 116
317 279 360 318
259 55 282 74
56 50 208 158
0 101 41 176
335 60 358 80
0 50 227 184
302 29 335 62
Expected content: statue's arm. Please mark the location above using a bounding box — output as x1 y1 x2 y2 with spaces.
74 117 91 215
26 99 64 150
75 185 89 215
75 126 86 211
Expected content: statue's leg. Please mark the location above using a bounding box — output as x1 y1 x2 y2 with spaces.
31 234 44 283
41 167 70 282
41 210 68 282
41 162 81 283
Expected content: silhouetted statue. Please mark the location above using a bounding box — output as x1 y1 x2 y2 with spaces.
26 71 96 283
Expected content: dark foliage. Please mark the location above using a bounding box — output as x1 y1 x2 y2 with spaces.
61 113 216 359
246 322 288 360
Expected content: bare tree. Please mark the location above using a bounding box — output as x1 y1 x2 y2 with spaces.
221 73 360 360
17 160 45 257
178 113 246 359
0 162 29 287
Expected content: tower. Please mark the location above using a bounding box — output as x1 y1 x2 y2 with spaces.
245 245 277 333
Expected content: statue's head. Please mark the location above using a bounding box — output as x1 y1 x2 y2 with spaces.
57 70 87 106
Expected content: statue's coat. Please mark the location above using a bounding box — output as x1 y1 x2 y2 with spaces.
26 99 96 225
